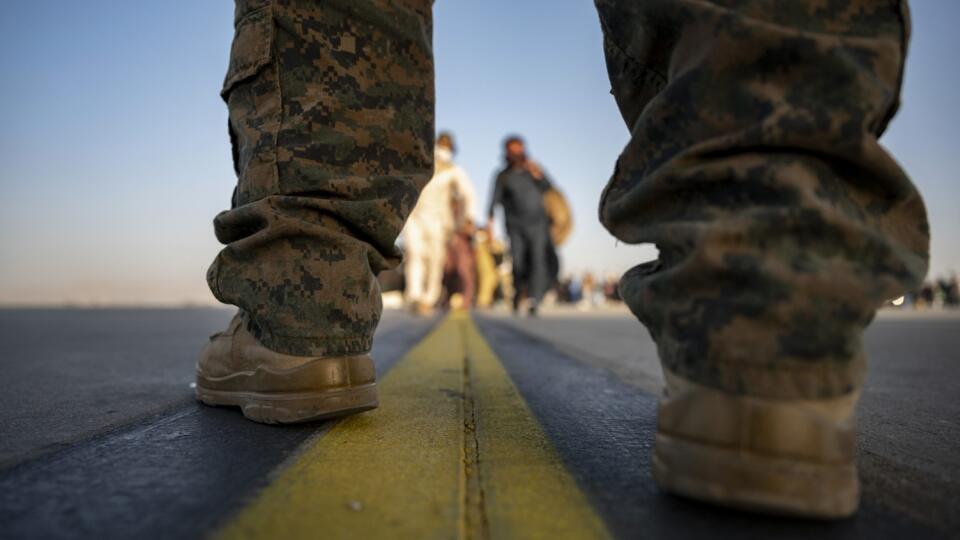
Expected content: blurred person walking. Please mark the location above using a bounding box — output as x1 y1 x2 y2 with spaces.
197 0 929 520
402 131 477 315
937 273 959 307
442 219 477 309
580 271 597 310
473 228 500 309
487 136 557 316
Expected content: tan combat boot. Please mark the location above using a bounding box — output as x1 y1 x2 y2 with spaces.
652 369 860 519
195 313 378 424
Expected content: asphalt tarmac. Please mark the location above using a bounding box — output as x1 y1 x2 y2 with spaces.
0 307 956 539
477 309 960 539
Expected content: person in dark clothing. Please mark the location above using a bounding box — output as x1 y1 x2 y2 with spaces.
487 136 555 316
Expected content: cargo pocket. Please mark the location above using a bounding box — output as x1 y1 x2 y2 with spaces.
221 5 280 205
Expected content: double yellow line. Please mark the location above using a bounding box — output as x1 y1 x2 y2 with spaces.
215 313 610 539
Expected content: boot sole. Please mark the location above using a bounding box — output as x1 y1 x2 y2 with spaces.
652 432 859 519
196 383 378 424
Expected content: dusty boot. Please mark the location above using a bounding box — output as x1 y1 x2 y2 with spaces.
652 370 859 519
196 313 378 424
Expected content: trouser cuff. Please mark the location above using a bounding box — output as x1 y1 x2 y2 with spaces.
252 326 374 358
660 353 865 401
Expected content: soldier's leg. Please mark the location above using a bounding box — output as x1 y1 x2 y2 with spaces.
197 0 434 423
595 0 928 517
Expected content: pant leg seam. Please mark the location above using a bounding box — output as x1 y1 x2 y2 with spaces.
269 0 283 195
596 12 667 91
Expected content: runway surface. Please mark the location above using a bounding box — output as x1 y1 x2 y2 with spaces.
0 307 957 539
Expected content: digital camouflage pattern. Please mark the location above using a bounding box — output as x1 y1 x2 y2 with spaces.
208 0 434 356
209 0 929 399
595 0 929 398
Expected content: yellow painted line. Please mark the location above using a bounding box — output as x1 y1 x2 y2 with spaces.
214 312 610 540
457 315 610 540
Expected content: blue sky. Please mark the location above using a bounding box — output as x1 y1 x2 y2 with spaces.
0 1 956 305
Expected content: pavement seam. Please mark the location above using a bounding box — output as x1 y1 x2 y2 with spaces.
459 317 491 540
459 314 612 539
0 399 196 473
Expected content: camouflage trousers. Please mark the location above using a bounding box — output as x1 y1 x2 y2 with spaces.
209 0 929 399
208 0 433 356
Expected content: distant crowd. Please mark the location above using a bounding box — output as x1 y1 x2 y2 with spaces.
554 273 623 307
898 274 960 309
382 131 573 317
383 132 958 316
